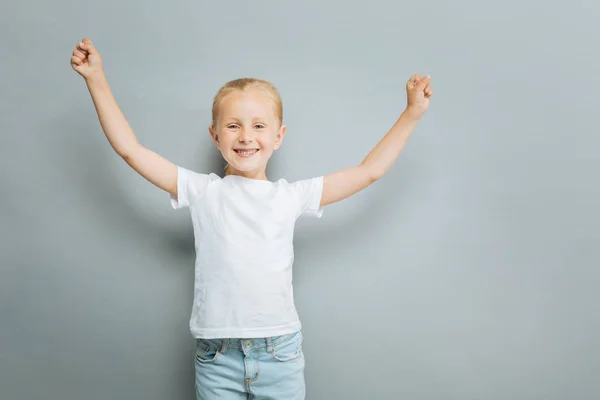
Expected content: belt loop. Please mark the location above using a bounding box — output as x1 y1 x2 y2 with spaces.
222 338 229 353
266 336 273 353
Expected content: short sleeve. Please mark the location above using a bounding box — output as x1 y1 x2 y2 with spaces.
169 166 213 209
291 176 325 219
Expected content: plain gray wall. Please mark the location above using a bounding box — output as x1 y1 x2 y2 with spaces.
2 0 599 399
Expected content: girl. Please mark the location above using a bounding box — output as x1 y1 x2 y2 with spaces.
71 38 433 400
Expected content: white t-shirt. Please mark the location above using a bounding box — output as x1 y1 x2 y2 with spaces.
170 166 324 339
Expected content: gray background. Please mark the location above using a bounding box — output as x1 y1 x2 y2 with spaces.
2 0 599 399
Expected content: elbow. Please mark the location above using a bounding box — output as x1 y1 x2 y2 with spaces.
370 169 383 182
362 164 383 182
118 148 132 160
116 143 140 160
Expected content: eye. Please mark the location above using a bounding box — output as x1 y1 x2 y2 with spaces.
227 124 239 129
255 124 265 129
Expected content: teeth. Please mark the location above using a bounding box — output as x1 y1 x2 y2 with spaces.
237 149 258 155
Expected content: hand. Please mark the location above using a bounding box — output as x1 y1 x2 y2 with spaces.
71 38 104 80
405 74 433 119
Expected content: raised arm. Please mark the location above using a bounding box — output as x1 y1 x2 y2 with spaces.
320 74 433 207
72 38 178 198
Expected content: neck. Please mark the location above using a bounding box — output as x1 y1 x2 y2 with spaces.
228 168 268 181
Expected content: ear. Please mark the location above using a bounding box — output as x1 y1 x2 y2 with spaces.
273 124 287 150
208 124 221 150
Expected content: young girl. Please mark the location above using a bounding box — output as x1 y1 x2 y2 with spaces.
71 38 433 400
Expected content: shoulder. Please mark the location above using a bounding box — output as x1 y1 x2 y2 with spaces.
279 176 325 218
178 166 222 181
170 167 222 209
286 176 324 193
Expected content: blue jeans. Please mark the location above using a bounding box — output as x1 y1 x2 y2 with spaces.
195 330 305 399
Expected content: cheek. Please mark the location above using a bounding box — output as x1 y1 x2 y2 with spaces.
260 142 276 153
264 133 280 148
218 132 234 145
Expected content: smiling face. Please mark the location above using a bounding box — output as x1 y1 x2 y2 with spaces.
209 88 286 180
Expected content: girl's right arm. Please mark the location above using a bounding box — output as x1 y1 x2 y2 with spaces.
72 38 178 199
86 74 178 196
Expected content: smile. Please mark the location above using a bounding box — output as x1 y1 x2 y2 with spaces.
234 149 259 158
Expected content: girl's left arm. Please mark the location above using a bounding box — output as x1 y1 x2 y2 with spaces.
320 74 433 207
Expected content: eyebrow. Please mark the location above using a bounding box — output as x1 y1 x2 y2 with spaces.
224 117 268 123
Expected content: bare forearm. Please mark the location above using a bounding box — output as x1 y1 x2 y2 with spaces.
361 108 421 179
85 73 139 157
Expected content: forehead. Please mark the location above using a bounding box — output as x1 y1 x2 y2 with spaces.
219 89 276 119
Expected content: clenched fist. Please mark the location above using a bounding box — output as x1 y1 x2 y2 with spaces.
71 38 104 80
405 74 433 119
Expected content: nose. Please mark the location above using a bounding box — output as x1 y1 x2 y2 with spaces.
238 127 253 143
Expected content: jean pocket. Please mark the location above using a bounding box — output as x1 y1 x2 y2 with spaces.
196 338 225 364
269 331 303 362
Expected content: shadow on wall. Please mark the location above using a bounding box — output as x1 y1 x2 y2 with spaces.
292 159 423 277
48 109 224 263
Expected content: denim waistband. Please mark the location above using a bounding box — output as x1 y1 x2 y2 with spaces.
228 331 297 348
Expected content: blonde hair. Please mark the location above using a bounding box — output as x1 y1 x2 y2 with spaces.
211 78 283 176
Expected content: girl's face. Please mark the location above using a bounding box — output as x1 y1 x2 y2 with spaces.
209 88 286 180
